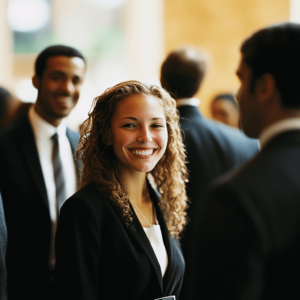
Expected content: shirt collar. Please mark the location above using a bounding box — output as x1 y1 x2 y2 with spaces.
176 97 200 108
259 118 300 149
28 105 67 140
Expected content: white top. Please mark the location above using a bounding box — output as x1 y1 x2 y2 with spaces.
143 223 168 277
28 105 77 266
259 118 300 149
176 97 200 108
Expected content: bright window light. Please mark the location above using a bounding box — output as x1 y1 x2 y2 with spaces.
16 79 37 103
8 0 50 32
94 0 127 9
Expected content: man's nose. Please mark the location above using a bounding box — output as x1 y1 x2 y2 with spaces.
60 80 75 95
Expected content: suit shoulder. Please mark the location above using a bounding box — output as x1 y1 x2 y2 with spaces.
66 127 79 139
0 116 33 151
66 127 80 146
62 185 112 214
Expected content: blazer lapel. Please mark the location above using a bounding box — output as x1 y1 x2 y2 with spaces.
66 128 81 186
17 117 48 207
109 187 164 293
127 201 164 292
149 187 175 293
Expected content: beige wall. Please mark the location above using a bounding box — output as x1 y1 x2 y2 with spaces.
164 0 289 117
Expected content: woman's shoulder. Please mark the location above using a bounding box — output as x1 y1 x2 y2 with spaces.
63 184 112 212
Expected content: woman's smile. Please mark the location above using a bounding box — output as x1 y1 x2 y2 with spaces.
111 94 168 174
128 148 157 157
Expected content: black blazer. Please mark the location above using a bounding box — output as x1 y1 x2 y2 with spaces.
0 115 80 300
0 193 7 300
178 106 259 299
55 183 185 300
177 106 259 248
183 130 300 300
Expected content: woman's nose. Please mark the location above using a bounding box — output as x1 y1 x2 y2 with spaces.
137 127 152 144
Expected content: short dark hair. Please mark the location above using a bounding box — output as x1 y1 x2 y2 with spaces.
35 45 86 78
161 47 209 99
213 93 238 109
241 22 300 108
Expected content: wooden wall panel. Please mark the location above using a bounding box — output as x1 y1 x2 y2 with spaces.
164 0 289 116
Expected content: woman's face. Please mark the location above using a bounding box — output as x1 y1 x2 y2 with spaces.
110 94 168 174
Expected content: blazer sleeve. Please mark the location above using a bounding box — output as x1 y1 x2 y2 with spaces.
55 196 102 300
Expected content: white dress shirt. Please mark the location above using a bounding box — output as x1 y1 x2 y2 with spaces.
259 118 300 149
176 97 200 108
143 223 168 277
28 105 77 267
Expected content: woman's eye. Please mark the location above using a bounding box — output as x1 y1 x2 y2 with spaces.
151 124 164 128
122 123 136 128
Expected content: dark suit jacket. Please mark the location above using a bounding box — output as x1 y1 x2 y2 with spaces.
0 193 7 300
55 183 185 300
178 105 259 299
0 115 80 300
183 130 300 300
178 106 259 248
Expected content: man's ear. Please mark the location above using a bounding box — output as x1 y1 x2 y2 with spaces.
256 73 276 103
32 75 39 90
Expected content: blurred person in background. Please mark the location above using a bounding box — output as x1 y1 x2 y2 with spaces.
0 193 7 300
0 86 31 132
183 22 300 300
210 93 239 128
160 46 259 298
55 81 187 300
160 46 259 254
0 45 86 300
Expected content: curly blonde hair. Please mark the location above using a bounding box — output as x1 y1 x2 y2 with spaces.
77 80 188 237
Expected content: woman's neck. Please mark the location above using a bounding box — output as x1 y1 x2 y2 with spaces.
118 169 149 205
118 169 155 227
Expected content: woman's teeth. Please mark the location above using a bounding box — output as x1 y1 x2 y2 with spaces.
131 149 154 155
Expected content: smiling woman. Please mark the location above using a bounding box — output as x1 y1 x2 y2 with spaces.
110 94 168 174
55 80 188 300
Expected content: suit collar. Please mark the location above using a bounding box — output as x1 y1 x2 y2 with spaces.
259 118 300 149
176 97 200 108
263 129 300 152
28 104 68 140
16 116 81 208
66 128 81 184
178 105 203 119
16 116 48 207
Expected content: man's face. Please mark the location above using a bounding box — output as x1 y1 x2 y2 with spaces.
211 99 239 128
235 57 263 138
33 55 85 127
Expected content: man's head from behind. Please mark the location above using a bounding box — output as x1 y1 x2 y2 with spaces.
32 45 86 127
160 46 209 100
236 23 300 138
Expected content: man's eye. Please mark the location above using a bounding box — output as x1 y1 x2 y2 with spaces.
51 75 62 81
73 77 82 85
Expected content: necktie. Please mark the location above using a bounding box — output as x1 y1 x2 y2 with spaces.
52 133 66 214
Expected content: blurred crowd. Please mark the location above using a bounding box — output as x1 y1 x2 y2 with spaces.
1 21 300 300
